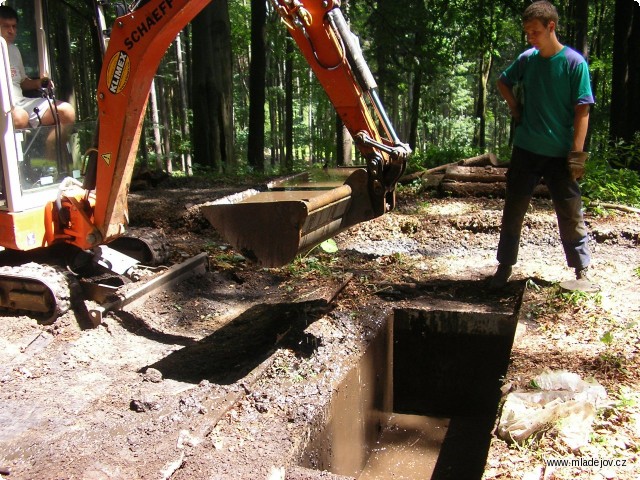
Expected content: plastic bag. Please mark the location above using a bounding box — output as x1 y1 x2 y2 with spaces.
497 369 608 450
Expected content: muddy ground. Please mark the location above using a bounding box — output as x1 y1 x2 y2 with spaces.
0 175 639 480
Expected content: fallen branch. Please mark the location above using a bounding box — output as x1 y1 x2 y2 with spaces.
592 202 640 214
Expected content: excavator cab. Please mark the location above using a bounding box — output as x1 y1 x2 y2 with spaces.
0 0 95 249
0 0 96 250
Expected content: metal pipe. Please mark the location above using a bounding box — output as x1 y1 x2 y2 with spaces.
326 9 376 91
369 89 402 146
326 8 402 146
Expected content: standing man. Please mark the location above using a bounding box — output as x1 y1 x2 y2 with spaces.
491 0 597 291
0 5 75 129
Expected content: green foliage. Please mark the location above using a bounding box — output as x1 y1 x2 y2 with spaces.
600 330 614 346
605 133 640 170
318 239 338 254
287 239 339 278
581 138 640 208
557 288 601 308
597 329 630 376
229 2 251 60
408 144 481 172
287 254 334 278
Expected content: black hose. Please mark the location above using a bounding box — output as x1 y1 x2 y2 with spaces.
42 84 64 173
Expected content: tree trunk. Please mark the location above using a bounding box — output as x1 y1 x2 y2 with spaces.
192 2 235 172
277 64 285 168
50 7 74 103
308 69 314 164
175 32 193 175
149 79 164 170
589 0 607 113
473 53 492 149
573 0 589 57
284 35 294 173
156 77 173 174
409 66 422 151
610 0 640 159
248 0 267 171
139 124 149 166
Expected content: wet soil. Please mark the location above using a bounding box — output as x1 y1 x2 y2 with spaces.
0 177 639 479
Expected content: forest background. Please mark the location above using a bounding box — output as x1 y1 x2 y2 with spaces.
15 0 640 206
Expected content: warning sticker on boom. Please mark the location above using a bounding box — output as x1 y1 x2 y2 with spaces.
107 51 130 94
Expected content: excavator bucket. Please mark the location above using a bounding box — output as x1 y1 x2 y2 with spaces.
201 168 376 267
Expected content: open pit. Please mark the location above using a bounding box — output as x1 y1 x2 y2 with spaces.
295 287 521 480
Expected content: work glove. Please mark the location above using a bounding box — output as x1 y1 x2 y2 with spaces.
567 151 589 181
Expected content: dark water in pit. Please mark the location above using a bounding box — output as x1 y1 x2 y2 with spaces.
301 304 518 480
358 413 449 479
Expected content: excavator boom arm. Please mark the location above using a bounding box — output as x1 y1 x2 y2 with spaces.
273 1 410 211
76 0 409 267
88 0 213 247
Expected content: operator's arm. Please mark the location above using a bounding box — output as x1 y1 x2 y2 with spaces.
496 78 521 124
20 76 49 91
572 104 590 152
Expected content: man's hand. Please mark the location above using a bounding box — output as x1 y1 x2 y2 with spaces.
496 78 522 125
510 105 522 125
567 151 588 181
40 77 53 89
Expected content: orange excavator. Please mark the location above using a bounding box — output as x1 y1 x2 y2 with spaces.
0 0 410 321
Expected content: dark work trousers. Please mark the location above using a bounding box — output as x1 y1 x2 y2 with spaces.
497 146 591 269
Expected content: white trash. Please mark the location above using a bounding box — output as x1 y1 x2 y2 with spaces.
497 369 609 450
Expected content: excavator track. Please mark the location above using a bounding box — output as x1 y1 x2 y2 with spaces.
108 227 170 266
0 263 76 324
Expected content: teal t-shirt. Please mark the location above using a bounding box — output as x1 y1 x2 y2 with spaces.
499 46 594 157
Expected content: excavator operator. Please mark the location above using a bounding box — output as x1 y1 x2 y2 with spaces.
0 5 75 145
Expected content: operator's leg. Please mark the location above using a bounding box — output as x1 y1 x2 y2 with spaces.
38 101 76 166
38 101 75 126
543 158 590 270
496 146 541 267
11 107 29 129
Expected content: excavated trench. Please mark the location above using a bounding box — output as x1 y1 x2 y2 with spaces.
297 290 522 480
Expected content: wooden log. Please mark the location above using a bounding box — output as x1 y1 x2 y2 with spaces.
444 165 507 183
440 181 506 198
398 152 503 184
422 173 445 189
460 152 500 167
440 181 549 198
399 170 430 184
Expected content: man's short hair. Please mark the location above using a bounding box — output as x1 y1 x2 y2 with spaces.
0 5 19 22
523 1 559 28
